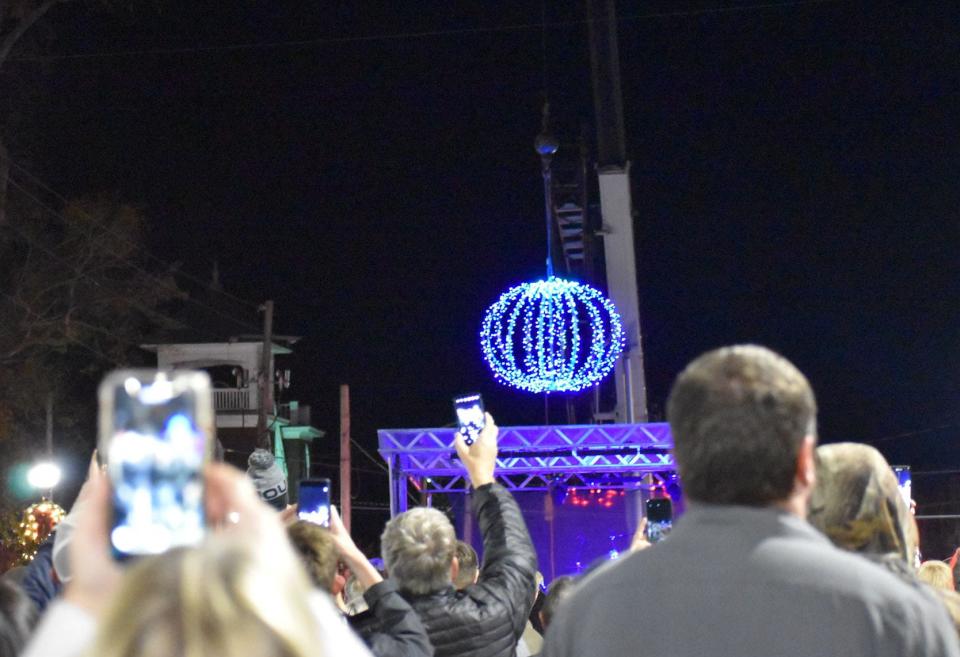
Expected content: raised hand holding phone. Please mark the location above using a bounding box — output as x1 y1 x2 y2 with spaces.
645 498 673 543
629 517 651 552
454 411 498 488
65 462 291 615
297 478 331 527
328 505 382 590
98 370 213 560
453 394 485 446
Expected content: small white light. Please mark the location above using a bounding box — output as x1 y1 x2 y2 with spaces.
27 462 61 489
227 511 240 524
123 377 141 396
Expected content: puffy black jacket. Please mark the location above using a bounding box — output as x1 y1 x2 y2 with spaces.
404 483 538 657
349 578 434 657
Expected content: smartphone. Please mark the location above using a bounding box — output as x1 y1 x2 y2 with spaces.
98 370 213 560
645 498 673 543
454 394 485 446
298 478 332 527
892 465 912 513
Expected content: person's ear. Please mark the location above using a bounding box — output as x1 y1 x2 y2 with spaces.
450 555 460 584
796 434 816 492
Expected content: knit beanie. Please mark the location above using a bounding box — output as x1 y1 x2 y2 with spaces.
247 449 288 510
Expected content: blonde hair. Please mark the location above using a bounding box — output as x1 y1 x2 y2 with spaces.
86 537 322 657
919 561 955 592
381 506 456 595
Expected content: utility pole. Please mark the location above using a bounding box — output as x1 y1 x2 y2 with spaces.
587 0 648 422
44 393 53 457
339 384 352 533
45 392 53 501
256 300 274 450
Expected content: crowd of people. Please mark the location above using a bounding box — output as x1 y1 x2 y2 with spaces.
1 344 959 656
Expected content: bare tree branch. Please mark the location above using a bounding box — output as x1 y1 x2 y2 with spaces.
0 139 8 226
0 0 64 70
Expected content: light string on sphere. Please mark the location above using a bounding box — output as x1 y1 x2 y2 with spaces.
479 104 624 393
481 277 624 392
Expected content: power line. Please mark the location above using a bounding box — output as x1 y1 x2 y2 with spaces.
863 423 960 445
0 288 127 367
6 0 840 63
350 438 389 474
0 152 262 314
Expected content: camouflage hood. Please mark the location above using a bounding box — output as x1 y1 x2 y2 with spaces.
807 442 914 564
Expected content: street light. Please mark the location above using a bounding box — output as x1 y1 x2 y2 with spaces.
27 461 61 490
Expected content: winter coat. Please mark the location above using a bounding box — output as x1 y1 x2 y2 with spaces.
349 578 434 657
356 483 538 657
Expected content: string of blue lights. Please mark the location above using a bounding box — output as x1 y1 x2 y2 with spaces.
480 277 624 393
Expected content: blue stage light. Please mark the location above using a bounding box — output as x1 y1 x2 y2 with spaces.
480 277 624 393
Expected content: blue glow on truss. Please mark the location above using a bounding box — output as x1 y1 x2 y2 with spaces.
480 277 624 393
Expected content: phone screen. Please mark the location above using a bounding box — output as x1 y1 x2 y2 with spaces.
645 498 673 543
454 394 485 446
298 479 331 527
892 466 912 512
99 371 212 559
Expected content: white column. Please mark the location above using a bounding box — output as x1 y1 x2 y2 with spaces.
598 165 647 422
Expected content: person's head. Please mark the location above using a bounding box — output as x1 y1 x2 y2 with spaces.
286 520 339 593
246 449 289 510
0 579 35 657
807 443 915 564
381 507 456 595
86 537 320 657
452 540 479 590
919 561 955 592
539 576 576 631
666 345 817 510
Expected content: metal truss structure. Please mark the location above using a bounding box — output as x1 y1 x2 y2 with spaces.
378 423 676 515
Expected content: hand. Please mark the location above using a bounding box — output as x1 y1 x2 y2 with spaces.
328 504 360 557
65 462 295 615
329 505 382 589
630 517 652 552
455 411 498 488
204 463 292 557
87 449 101 480
73 449 106 508
279 503 298 526
62 472 122 614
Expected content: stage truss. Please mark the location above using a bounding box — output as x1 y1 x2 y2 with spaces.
377 423 676 515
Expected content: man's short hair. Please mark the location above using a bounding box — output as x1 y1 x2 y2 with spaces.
453 540 479 589
540 576 576 629
381 507 456 595
286 520 339 593
666 345 817 506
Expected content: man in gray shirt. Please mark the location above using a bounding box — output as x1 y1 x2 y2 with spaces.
542 345 960 657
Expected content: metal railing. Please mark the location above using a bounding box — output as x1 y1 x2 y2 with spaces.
214 388 254 411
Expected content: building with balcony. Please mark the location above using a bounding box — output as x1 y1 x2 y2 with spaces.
140 289 324 499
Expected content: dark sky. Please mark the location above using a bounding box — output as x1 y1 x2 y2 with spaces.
11 0 960 489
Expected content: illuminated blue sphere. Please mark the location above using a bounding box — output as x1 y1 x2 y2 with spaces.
480 277 624 393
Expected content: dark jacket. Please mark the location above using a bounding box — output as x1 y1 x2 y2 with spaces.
349 579 434 657
403 482 538 657
19 539 60 613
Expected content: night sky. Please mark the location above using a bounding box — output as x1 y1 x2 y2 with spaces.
9 1 960 513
